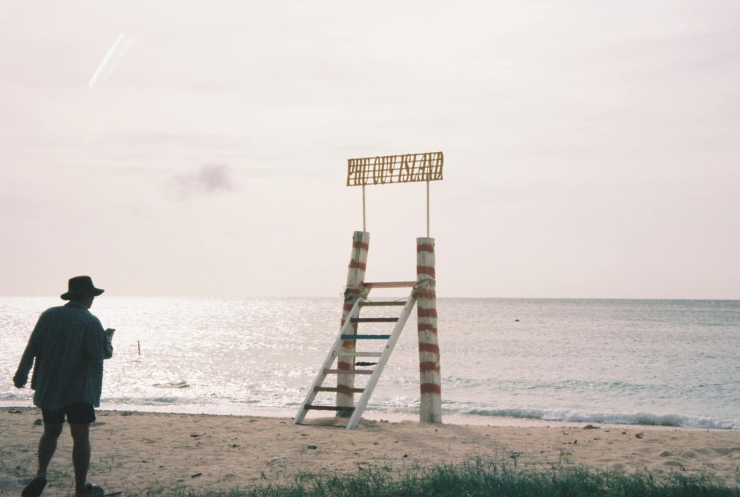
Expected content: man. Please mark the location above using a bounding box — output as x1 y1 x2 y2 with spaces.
13 276 114 497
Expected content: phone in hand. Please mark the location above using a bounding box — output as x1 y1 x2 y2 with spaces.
105 328 115 339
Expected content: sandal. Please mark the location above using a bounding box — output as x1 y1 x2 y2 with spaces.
84 483 105 496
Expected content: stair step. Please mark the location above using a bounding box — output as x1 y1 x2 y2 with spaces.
334 352 383 358
314 386 365 394
351 317 399 323
305 405 355 412
341 334 391 340
363 281 416 289
359 301 407 307
323 368 373 375
293 288 418 429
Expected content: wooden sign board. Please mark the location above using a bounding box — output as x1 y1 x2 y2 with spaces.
347 152 444 187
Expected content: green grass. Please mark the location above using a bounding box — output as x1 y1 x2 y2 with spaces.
147 459 740 497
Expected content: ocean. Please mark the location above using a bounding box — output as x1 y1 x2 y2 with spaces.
2 297 739 429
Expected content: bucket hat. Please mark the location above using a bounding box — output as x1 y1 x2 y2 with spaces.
60 276 104 300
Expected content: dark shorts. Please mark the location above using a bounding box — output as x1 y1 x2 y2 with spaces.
42 402 96 425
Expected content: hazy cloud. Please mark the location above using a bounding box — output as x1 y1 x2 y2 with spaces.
173 164 236 199
2 1 739 298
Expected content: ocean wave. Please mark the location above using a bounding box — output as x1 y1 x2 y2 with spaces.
152 381 190 389
464 408 740 430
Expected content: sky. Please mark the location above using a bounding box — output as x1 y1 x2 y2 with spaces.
1 1 738 299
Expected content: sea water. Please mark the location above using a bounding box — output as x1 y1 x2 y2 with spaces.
1 297 738 429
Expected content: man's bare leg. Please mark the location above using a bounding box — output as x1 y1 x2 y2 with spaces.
70 423 91 496
37 422 63 477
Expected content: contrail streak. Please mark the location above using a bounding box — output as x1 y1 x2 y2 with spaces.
97 35 137 89
89 33 136 92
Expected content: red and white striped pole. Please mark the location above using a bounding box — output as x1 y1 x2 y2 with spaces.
337 231 370 414
416 237 442 424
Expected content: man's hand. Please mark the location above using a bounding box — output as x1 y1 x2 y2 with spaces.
105 328 115 339
13 373 27 389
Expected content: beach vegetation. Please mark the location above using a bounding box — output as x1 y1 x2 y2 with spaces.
148 458 740 497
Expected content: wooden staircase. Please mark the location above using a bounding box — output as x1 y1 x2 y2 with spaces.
293 283 417 429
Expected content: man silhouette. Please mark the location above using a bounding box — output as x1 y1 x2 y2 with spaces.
14 276 114 497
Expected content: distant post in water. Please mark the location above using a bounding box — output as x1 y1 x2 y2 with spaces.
337 231 370 414
416 238 442 423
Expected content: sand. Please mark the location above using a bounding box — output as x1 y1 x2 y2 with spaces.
1 408 739 495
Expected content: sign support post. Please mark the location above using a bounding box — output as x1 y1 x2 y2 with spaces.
426 180 430 237
416 238 441 423
337 231 370 415
362 185 366 232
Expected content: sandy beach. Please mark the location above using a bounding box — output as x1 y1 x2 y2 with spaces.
1 408 739 495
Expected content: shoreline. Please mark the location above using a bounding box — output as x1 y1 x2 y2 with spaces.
2 407 739 495
2 400 737 432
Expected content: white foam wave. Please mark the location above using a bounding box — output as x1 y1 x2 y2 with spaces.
465 408 740 430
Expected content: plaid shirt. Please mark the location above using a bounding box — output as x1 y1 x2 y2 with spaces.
14 302 113 412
